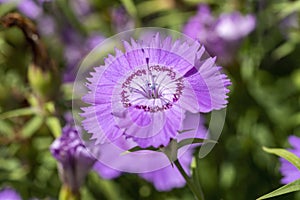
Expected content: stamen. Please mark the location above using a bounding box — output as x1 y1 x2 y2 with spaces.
120 65 184 112
145 57 158 98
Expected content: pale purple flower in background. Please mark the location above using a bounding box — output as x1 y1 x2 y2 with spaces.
182 5 214 42
215 12 256 41
18 0 43 19
183 5 256 65
0 188 22 200
111 6 135 33
81 32 230 148
279 135 300 184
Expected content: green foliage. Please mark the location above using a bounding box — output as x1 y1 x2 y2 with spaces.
263 147 300 171
256 148 300 199
257 179 300 200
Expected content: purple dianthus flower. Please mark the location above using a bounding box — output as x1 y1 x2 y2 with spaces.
0 188 22 200
50 123 96 193
279 135 300 184
50 115 120 192
81 32 230 148
183 5 255 65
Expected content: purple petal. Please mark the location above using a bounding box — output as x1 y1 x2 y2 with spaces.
288 136 300 150
0 188 22 200
139 148 193 191
93 162 122 179
279 136 300 184
184 56 231 112
18 0 42 19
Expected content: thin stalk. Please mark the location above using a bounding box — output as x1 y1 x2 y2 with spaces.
194 157 205 200
59 185 81 200
174 159 203 200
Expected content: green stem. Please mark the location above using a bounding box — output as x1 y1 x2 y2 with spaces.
174 159 204 200
59 185 81 200
194 157 205 200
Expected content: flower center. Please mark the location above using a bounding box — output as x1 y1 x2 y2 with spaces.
120 65 184 112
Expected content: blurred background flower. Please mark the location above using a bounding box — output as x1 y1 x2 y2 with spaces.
0 188 22 200
50 120 96 195
110 6 135 33
183 4 256 65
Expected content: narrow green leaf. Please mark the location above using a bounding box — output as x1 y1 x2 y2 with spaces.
191 157 205 200
177 138 217 149
257 179 300 200
0 107 36 120
272 42 295 60
0 120 13 135
45 101 56 114
177 129 195 134
276 1 300 19
61 83 73 101
120 0 138 17
125 146 158 154
161 139 178 164
46 117 62 138
21 116 44 138
263 147 300 170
